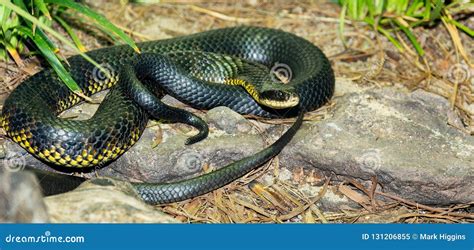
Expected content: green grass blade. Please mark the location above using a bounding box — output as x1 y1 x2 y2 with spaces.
338 1 348 47
398 0 409 15
422 0 431 21
11 0 58 51
347 0 357 19
450 19 474 37
54 15 86 52
34 0 51 20
1 1 105 71
429 0 444 24
395 20 424 56
0 47 7 60
365 0 374 20
365 17 404 51
61 10 121 44
36 27 58 52
405 0 423 16
374 0 385 16
35 39 80 92
357 0 366 20
44 0 140 53
16 26 81 92
1 0 107 94
0 4 13 31
386 0 397 14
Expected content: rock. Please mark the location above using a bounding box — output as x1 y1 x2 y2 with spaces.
44 177 178 223
0 169 49 222
106 127 265 182
206 106 253 134
280 88 474 205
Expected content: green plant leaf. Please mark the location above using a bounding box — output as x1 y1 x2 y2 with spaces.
365 0 375 20
0 4 13 31
54 15 86 52
16 25 81 92
10 0 57 52
34 0 51 20
1 1 103 67
405 0 423 16
0 47 7 60
1 0 106 95
450 19 474 37
395 20 424 56
38 26 59 51
338 1 348 47
44 0 140 53
429 0 444 25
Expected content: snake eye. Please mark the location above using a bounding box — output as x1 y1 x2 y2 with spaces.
261 90 288 101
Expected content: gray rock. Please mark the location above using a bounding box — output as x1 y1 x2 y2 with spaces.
106 127 265 182
206 106 253 134
44 177 179 223
0 170 49 222
280 88 474 205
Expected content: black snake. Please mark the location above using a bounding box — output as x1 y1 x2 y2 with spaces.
1 26 334 204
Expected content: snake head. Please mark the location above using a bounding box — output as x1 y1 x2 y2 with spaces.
259 89 299 109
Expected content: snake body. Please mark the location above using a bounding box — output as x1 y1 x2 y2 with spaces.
1 26 334 204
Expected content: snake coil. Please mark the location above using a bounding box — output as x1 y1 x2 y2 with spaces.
1 26 334 204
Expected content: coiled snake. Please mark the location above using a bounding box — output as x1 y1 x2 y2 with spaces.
1 26 334 204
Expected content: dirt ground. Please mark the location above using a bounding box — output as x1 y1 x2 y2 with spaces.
0 1 472 223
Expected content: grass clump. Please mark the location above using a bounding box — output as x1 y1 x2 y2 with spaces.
0 0 138 97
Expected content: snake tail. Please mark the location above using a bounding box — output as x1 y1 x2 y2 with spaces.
133 110 304 204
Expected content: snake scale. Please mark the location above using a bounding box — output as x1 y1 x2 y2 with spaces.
1 26 334 204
